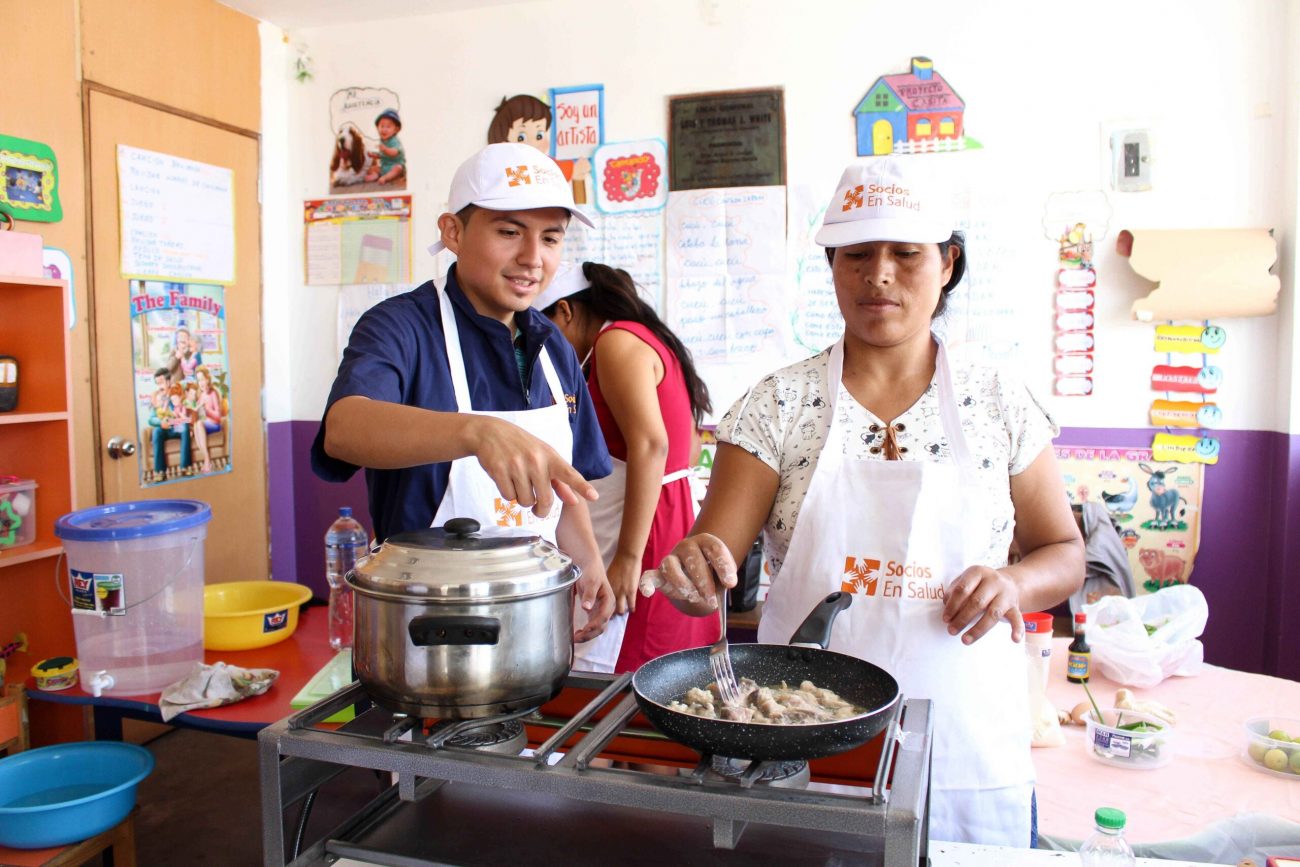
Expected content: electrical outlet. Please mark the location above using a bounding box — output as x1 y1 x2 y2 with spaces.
1109 129 1152 192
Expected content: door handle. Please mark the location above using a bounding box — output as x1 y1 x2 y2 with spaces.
106 436 136 459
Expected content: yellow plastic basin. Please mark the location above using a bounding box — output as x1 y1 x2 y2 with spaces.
203 580 313 651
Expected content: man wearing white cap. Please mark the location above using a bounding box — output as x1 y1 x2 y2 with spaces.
644 156 1084 846
312 142 615 641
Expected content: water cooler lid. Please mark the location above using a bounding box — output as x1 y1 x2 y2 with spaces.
55 499 212 541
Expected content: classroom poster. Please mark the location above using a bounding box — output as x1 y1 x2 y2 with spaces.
304 195 411 286
1055 446 1205 594
129 281 232 486
327 87 406 194
117 145 235 284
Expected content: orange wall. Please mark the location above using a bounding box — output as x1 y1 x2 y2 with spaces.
0 0 258 745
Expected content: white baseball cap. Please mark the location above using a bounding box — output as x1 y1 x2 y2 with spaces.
429 143 595 254
531 261 591 311
815 156 955 248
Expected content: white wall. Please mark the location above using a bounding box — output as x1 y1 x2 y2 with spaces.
261 0 1294 434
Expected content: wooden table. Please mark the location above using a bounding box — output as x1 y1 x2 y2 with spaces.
25 604 337 739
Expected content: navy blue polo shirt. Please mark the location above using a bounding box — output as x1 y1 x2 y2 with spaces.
310 266 612 543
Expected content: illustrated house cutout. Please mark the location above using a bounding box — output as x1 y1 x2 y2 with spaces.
854 57 966 156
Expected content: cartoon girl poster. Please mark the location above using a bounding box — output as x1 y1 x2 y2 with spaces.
487 93 593 205
128 281 232 486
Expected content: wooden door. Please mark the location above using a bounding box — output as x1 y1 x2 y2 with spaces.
87 88 267 583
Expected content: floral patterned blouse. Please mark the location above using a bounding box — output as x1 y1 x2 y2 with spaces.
715 345 1058 584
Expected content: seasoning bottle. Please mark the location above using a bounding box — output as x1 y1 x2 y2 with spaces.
1079 807 1135 867
1067 611 1091 683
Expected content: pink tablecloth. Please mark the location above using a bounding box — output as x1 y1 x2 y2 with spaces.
1035 637 1300 844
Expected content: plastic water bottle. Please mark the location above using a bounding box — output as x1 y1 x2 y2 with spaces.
1079 808 1136 867
325 507 368 651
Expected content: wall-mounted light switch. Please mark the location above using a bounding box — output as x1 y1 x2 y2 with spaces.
1110 129 1152 191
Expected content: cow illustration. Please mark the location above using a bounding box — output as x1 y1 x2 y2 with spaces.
1138 463 1187 529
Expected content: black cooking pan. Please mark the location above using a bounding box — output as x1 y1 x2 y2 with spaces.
632 591 900 761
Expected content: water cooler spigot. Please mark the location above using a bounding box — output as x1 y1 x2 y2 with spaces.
88 670 115 697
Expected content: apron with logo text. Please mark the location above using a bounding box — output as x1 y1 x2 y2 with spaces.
429 280 571 546
756 336 1033 847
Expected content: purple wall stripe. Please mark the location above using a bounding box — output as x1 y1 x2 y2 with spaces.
268 420 1298 678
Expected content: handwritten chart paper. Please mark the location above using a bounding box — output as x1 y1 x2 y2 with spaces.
564 211 665 311
666 187 787 363
338 284 411 359
118 145 235 284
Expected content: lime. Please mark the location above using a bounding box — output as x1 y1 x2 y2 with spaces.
1264 748 1289 771
1268 729 1291 741
1248 741 1269 762
1290 751 1300 773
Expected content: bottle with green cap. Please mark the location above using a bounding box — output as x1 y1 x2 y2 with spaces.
1079 807 1135 867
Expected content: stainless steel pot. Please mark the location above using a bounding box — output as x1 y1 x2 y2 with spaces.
347 517 579 718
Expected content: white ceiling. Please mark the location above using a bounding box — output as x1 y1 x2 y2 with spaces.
218 0 536 29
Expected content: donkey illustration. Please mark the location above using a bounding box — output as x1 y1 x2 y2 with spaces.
1138 463 1187 529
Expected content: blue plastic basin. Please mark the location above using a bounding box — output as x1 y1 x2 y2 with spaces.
0 742 154 849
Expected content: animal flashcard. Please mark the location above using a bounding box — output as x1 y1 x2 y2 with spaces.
1138 462 1191 528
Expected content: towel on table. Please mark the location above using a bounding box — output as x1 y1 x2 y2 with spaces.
158 661 279 722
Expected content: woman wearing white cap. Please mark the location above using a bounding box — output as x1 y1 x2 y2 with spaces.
647 156 1083 846
533 262 716 673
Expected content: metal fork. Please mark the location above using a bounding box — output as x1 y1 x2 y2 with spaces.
709 589 743 708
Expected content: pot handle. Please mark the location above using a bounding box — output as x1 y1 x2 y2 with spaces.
408 615 501 646
788 591 852 649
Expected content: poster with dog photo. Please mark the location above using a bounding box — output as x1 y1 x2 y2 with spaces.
328 87 406 194
129 281 232 487
1055 446 1205 596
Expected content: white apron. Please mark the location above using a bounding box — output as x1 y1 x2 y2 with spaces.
756 336 1034 847
429 280 571 545
573 323 692 672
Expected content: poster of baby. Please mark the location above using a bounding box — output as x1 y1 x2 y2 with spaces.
129 281 232 486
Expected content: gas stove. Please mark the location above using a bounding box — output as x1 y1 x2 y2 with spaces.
259 672 932 866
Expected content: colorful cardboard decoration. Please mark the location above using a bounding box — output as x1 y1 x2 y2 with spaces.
1151 363 1221 393
1150 399 1222 429
592 139 667 214
1053 220 1097 397
1118 228 1279 321
549 84 604 162
129 281 232 486
1057 447 1204 593
1042 191 1112 243
854 57 971 156
489 92 593 205
1154 323 1226 354
327 87 405 194
0 134 62 223
1151 433 1220 465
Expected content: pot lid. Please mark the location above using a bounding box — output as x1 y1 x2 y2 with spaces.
347 517 579 602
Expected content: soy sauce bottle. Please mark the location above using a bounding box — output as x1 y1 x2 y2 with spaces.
1067 612 1091 683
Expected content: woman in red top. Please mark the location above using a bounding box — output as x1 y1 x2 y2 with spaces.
536 262 715 671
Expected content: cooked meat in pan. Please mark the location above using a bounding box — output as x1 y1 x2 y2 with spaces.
667 678 862 724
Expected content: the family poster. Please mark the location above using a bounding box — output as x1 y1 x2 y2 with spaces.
129 281 232 486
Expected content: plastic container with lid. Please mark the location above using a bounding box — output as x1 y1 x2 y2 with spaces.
54 500 211 696
1242 716 1300 778
1085 708 1175 769
0 477 37 550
